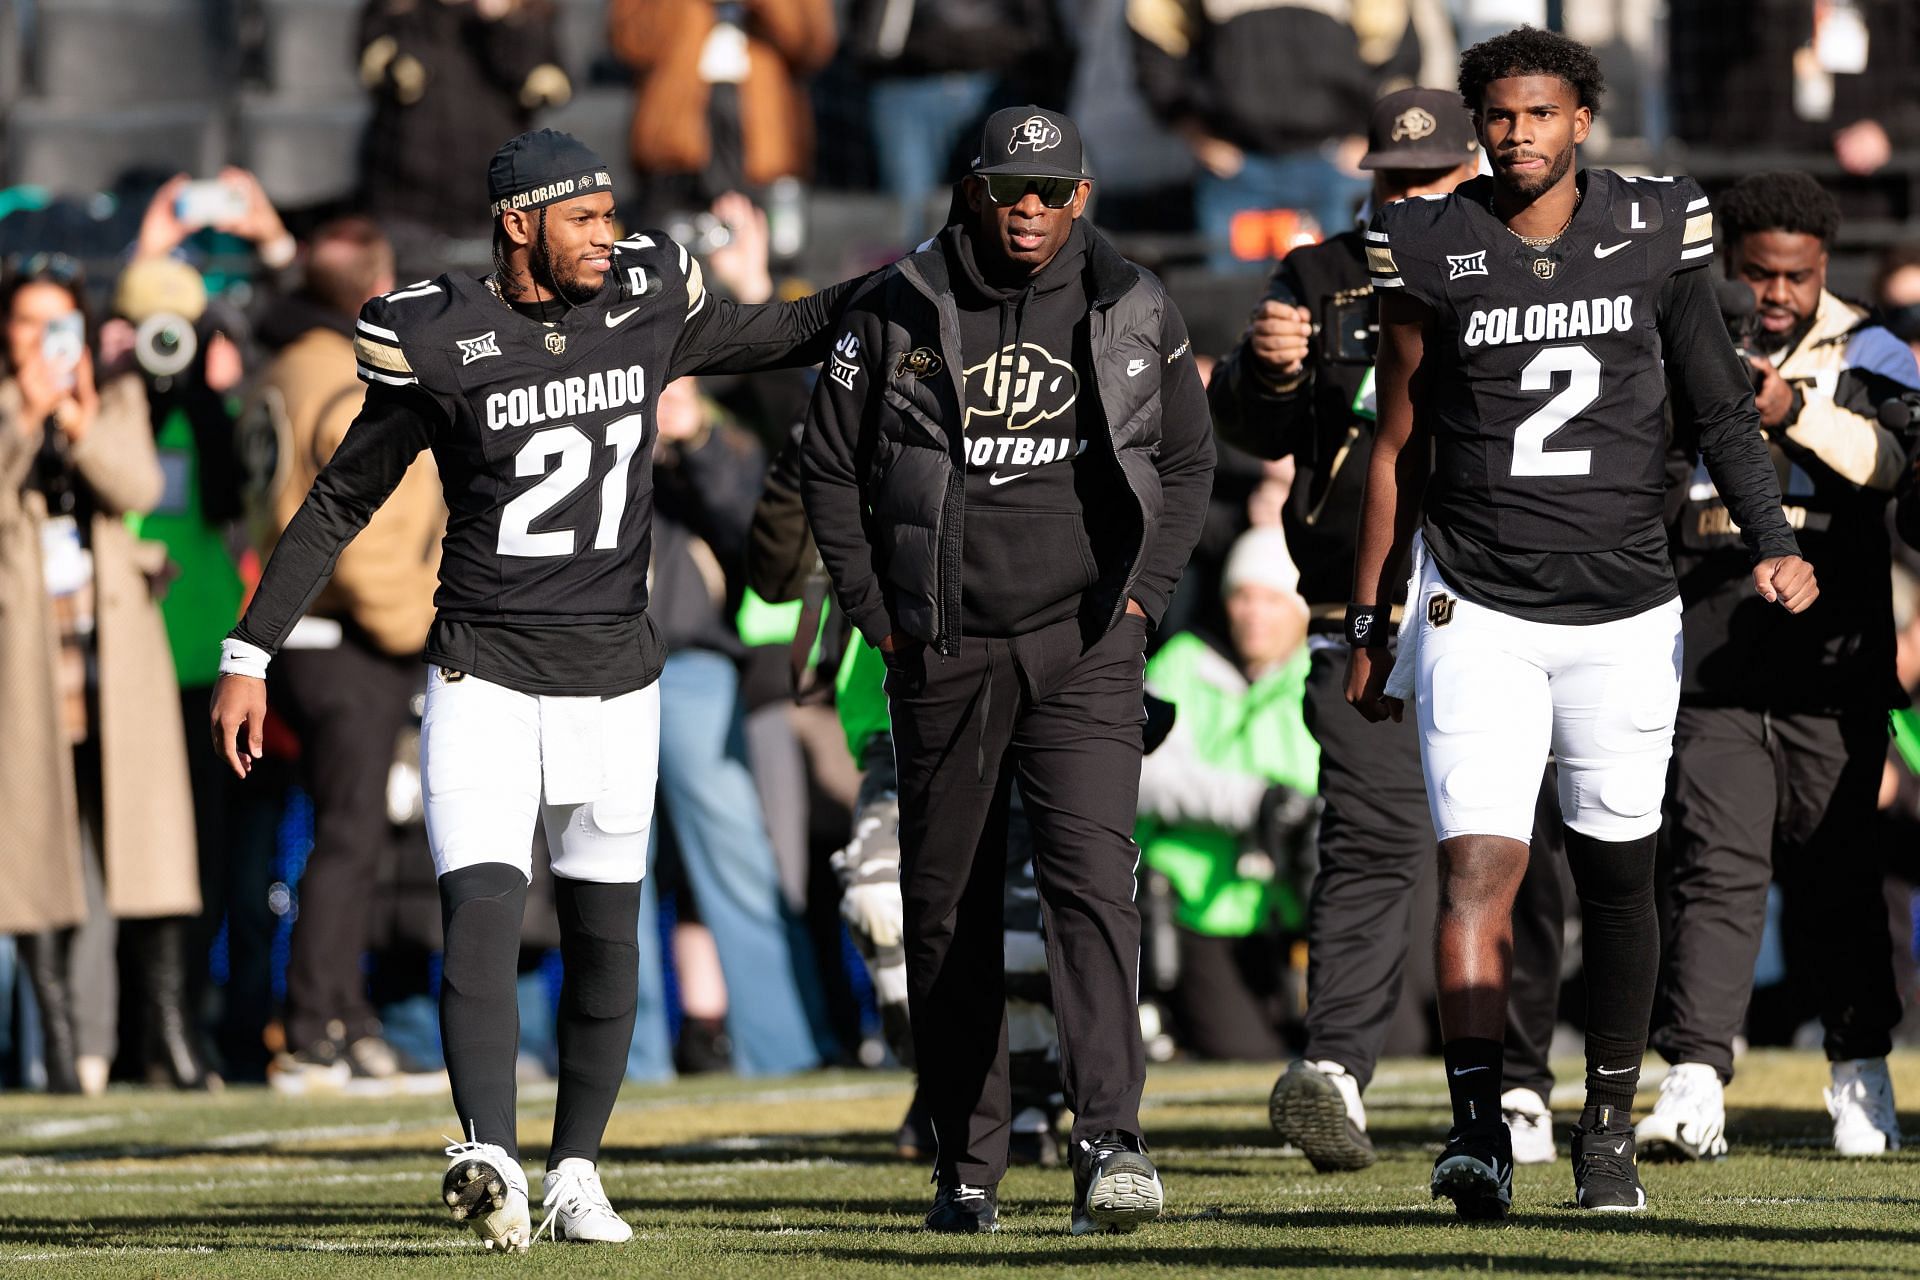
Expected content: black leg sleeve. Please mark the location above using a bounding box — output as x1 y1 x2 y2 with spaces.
548 876 642 1168
1564 828 1659 1112
439 863 529 1158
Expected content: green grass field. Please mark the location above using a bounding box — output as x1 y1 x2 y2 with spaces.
1 1051 1915 1277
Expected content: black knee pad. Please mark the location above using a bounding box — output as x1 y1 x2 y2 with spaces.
555 877 641 1019
439 863 529 998
1563 828 1657 904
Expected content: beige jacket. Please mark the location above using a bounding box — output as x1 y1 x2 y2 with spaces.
256 326 443 655
1773 289 1909 492
0 374 200 934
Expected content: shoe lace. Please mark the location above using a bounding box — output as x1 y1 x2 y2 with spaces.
534 1165 614 1243
1828 1069 1896 1130
1578 1134 1636 1183
1659 1067 1715 1112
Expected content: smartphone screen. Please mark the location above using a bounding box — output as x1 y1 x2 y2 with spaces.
42 312 84 393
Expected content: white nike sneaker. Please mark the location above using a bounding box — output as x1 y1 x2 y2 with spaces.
1501 1087 1556 1165
1635 1062 1728 1162
441 1135 531 1253
537 1158 634 1243
1827 1058 1901 1157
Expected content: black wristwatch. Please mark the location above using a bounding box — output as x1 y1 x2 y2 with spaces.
1345 603 1389 648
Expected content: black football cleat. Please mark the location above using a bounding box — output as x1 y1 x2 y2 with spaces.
1572 1106 1649 1212
1430 1125 1514 1221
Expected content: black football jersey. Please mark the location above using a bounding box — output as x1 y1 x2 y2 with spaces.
352 234 700 625
233 233 852 695
1368 169 1716 560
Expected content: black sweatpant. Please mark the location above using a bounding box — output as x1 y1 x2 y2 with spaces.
1299 646 1566 1100
271 636 422 1052
1653 705 1899 1079
889 614 1149 1187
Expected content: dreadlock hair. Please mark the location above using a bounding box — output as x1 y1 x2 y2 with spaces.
1718 171 1841 247
491 206 563 321
1458 25 1606 114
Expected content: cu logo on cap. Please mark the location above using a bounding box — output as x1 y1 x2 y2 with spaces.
1009 115 1062 153
1392 108 1437 141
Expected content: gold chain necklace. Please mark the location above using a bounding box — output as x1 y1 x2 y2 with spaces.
1497 187 1582 250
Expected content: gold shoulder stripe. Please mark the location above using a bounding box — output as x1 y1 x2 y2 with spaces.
1682 211 1713 243
686 257 706 311
354 335 412 374
1366 246 1398 274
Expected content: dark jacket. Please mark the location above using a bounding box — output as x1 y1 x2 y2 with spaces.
846 0 1065 76
357 0 570 236
1210 229 1400 611
1130 0 1415 154
800 220 1215 654
651 415 767 657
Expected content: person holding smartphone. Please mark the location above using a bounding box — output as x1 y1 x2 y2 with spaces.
0 255 203 1096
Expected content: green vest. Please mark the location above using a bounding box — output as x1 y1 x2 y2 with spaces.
1136 632 1319 937
128 406 243 687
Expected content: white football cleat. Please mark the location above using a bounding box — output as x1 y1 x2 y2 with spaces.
1827 1058 1901 1157
1501 1087 1556 1165
536 1158 634 1244
441 1134 531 1253
1636 1062 1728 1161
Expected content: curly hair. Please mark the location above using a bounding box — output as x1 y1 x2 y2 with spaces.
1718 171 1841 246
1458 26 1606 114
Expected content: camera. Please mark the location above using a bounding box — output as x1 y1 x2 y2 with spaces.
662 210 733 258
133 312 198 378
1321 289 1377 365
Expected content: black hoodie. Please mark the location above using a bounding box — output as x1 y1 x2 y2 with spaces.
943 220 1126 636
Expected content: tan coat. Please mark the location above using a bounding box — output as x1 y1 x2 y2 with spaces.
257 326 442 655
0 374 200 935
610 0 836 184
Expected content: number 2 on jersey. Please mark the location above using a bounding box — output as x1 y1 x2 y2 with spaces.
497 411 646 556
1511 345 1601 477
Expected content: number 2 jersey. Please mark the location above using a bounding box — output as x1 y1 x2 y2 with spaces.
230 235 852 696
1368 169 1798 622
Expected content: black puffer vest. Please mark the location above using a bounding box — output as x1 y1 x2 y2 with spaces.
857 224 1174 652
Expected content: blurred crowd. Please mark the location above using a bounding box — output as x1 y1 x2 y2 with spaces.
0 1 1918 1118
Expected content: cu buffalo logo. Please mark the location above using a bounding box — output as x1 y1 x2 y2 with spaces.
1428 593 1454 629
963 342 1077 433
1008 115 1063 154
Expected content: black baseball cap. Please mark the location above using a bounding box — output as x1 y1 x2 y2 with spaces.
1358 88 1479 171
969 106 1090 182
488 129 614 217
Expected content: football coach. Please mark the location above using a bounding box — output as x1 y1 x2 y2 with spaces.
801 106 1214 1235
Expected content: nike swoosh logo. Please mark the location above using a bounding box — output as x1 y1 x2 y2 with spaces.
1451 1066 1490 1077
988 471 1028 486
1596 1065 1634 1075
1594 241 1631 259
605 306 641 327
1127 358 1149 376
1613 1141 1627 1154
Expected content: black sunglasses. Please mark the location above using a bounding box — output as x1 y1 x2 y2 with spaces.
980 175 1082 209
10 252 83 284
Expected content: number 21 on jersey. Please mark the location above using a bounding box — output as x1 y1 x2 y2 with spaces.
498 412 646 556
1512 345 1601 477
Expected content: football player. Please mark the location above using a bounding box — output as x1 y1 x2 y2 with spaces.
209 130 859 1251
1347 29 1817 1218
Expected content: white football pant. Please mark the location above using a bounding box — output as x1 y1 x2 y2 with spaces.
1402 551 1681 845
419 666 660 883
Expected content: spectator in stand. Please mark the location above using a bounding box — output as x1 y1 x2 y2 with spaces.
120 170 291 1083
1646 171 1920 1163
244 216 450 1095
1670 1 1920 175
627 370 831 1080
1128 0 1433 264
0 257 202 1095
1874 242 1920 367
1136 527 1320 1061
356 0 572 268
608 0 835 223
847 0 1073 241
